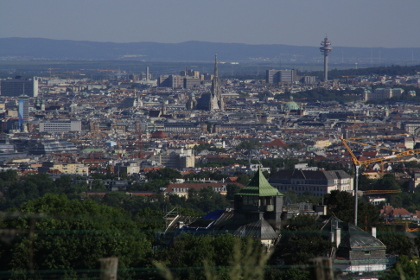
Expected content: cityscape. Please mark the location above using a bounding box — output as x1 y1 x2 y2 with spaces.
1 1 420 279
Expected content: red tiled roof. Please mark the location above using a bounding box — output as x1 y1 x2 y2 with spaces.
262 138 288 148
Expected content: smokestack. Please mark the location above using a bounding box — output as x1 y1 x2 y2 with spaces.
335 227 341 247
146 67 149 81
372 227 377 238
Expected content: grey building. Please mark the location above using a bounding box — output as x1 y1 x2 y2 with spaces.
266 69 297 84
39 120 82 133
269 169 353 196
1 76 39 97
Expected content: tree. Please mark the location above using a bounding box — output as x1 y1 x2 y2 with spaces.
235 140 261 151
273 215 331 266
226 184 242 200
146 168 182 181
377 226 413 256
324 191 380 226
0 194 151 279
379 255 420 280
154 234 267 280
374 173 400 190
91 179 107 191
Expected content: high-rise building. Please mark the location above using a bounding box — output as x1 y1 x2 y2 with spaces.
18 95 29 132
183 77 201 89
1 76 38 97
266 69 297 84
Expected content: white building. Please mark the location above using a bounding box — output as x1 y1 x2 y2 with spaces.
39 120 82 133
269 169 353 196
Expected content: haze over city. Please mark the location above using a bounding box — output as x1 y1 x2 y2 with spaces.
2 1 420 279
1 0 420 48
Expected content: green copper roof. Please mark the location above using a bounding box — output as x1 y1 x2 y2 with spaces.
237 168 283 197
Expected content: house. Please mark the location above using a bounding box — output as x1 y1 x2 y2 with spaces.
380 205 414 221
163 169 284 249
320 216 390 279
269 169 353 196
163 182 244 198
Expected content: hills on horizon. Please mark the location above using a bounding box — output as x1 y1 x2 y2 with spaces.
1 37 420 65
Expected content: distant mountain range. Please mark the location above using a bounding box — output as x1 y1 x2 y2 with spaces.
0 37 419 65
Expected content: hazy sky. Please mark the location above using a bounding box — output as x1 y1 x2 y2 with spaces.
1 0 419 48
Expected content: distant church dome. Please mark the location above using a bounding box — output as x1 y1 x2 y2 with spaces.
285 101 300 111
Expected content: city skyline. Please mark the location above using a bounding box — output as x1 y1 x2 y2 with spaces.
1 0 420 48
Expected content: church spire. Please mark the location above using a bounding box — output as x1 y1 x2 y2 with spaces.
209 54 224 111
214 54 218 79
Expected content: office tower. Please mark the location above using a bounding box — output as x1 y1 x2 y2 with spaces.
320 36 332 82
266 69 297 84
18 95 29 132
1 76 38 97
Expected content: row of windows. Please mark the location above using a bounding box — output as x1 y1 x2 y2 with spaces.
172 187 226 193
277 185 326 192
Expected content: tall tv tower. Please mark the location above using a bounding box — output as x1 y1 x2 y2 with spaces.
320 36 332 82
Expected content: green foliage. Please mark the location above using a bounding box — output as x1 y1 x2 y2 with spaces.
280 87 364 103
236 173 252 186
183 171 227 182
287 143 302 150
154 234 268 280
379 255 420 280
377 226 414 256
235 140 262 151
146 168 182 181
306 159 354 176
186 187 230 213
373 174 400 191
273 215 332 266
324 191 380 226
193 143 226 153
261 158 300 171
0 172 87 211
0 194 151 279
226 184 242 200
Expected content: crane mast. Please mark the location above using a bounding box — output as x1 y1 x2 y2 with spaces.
340 135 420 226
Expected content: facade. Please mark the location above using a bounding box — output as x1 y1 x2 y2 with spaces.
1 76 39 97
163 169 284 249
114 162 140 176
158 75 182 88
39 120 82 133
363 88 404 101
27 138 79 155
149 148 195 170
52 163 89 176
266 69 297 84
163 182 244 198
321 216 389 279
18 95 29 132
269 169 353 196
183 77 201 89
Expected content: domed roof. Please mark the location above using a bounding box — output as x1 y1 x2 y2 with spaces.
285 101 300 111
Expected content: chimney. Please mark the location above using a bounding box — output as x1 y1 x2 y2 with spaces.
372 227 377 238
335 227 341 248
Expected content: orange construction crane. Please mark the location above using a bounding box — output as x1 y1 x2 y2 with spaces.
340 134 420 226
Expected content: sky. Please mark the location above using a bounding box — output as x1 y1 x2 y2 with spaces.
1 0 420 48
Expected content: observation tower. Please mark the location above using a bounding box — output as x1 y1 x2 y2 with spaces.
320 36 332 82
